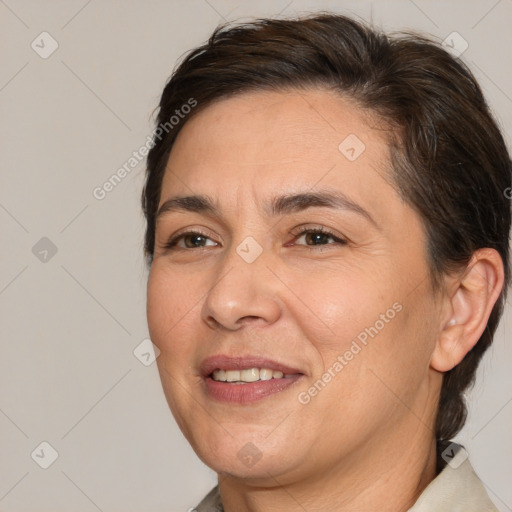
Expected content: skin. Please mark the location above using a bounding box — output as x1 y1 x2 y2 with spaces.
146 88 504 511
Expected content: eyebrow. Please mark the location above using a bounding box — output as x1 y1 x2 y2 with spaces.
156 190 378 228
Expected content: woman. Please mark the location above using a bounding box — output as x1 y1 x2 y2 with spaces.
141 13 510 511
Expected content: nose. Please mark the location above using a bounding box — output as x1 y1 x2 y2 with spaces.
201 243 282 331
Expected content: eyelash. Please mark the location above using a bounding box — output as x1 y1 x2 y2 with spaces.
163 226 347 251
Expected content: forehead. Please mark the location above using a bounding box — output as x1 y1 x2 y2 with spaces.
160 88 394 214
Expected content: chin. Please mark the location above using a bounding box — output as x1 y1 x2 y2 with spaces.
190 429 295 480
201 453 293 482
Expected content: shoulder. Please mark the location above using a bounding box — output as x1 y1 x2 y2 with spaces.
409 443 499 512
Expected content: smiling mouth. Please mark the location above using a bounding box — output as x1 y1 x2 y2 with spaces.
205 371 303 404
201 357 304 403
210 367 300 383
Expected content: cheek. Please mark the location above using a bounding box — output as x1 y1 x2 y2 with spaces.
146 265 199 358
147 266 203 416
290 264 398 356
291 262 433 406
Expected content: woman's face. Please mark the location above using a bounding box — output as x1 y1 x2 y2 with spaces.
147 88 442 483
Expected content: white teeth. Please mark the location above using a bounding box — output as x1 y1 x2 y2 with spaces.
240 368 259 382
211 367 288 383
212 369 226 381
259 368 273 381
225 370 240 382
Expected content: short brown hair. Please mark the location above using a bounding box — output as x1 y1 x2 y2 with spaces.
141 13 511 468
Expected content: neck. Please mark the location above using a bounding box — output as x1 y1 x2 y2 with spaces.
218 429 438 512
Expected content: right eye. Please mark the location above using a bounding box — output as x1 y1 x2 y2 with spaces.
164 231 219 250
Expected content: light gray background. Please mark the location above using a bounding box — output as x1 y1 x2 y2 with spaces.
1 1 511 511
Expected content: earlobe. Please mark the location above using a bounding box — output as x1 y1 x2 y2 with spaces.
430 248 504 373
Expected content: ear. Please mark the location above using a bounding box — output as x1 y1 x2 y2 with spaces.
430 248 505 373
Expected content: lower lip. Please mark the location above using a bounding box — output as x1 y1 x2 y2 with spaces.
204 375 302 404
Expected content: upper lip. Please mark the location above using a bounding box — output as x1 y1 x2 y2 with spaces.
200 355 304 377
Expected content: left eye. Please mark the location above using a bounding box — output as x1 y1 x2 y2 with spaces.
292 229 346 247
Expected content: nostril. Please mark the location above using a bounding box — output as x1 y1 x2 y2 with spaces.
204 316 221 329
239 315 261 322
